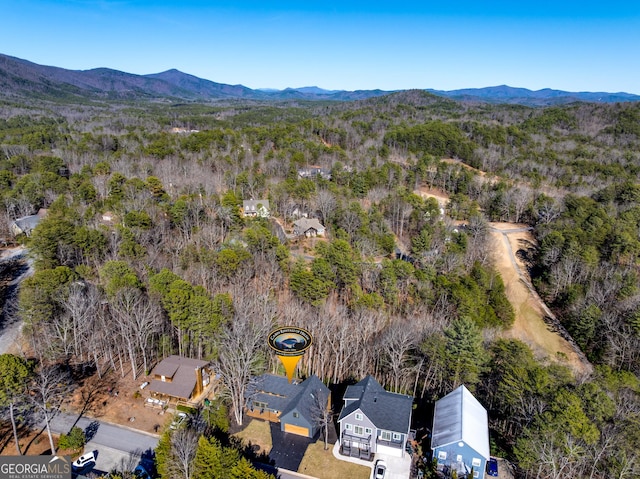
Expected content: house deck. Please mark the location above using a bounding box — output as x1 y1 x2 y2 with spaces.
339 432 374 461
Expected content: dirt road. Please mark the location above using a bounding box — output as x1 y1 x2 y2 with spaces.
490 223 592 375
414 187 592 375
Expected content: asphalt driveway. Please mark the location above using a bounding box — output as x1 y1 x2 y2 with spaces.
267 422 316 471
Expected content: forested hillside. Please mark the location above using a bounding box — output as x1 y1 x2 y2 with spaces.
1 91 639 478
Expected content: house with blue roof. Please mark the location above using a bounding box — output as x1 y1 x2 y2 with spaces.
431 385 490 479
245 374 330 438
337 375 413 460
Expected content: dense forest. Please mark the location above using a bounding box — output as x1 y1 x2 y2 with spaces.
1 90 639 478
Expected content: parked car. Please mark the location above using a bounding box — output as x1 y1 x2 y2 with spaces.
374 459 387 479
72 451 96 473
487 457 499 477
169 412 187 430
135 458 157 479
134 464 152 479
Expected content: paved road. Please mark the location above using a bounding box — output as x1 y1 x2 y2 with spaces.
0 247 32 354
48 412 159 456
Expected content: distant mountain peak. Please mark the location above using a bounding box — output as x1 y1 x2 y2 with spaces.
0 52 638 105
289 86 343 94
427 85 640 105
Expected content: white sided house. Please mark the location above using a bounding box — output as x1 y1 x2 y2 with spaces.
337 375 412 460
431 385 490 479
242 199 270 218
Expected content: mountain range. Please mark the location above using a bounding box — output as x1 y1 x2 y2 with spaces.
1 53 639 106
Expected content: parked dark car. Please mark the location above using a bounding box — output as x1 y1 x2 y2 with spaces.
487 457 499 477
134 464 152 479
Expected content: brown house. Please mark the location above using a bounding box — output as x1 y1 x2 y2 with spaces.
293 218 325 237
147 355 210 403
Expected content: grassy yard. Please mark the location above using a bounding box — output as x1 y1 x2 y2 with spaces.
298 442 371 479
232 419 273 455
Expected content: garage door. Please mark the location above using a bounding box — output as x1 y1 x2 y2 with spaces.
284 423 309 437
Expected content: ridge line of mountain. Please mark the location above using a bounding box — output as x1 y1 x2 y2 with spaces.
1 52 638 105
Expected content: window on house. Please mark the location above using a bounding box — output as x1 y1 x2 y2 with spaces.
354 426 364 435
345 424 352 430
355 413 363 421
472 458 481 467
380 431 391 441
293 412 299 418
254 401 268 409
392 433 402 441
365 428 372 434
438 451 447 460
473 471 479 478
456 455 463 462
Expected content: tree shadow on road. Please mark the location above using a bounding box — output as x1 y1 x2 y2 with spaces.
84 420 100 442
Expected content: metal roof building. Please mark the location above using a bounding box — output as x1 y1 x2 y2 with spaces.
431 385 490 478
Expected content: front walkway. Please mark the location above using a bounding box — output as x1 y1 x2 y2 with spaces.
332 440 412 479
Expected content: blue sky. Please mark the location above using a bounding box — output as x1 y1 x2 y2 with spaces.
2 1 639 93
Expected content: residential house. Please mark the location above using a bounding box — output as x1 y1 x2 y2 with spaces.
293 218 325 237
243 199 270 218
171 127 200 134
337 375 413 460
10 209 47 237
101 211 117 224
147 355 211 403
431 385 490 479
245 374 330 438
297 166 332 180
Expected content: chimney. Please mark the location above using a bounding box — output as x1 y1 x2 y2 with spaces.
195 367 203 396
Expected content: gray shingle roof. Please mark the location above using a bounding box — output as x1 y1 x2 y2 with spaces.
12 210 47 235
338 375 412 433
281 374 330 421
246 374 300 413
243 199 269 212
293 218 325 233
246 374 330 422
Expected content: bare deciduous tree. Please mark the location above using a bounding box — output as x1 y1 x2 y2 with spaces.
166 428 199 479
214 294 275 425
110 288 162 379
30 365 72 454
379 318 420 393
310 387 333 451
314 189 336 225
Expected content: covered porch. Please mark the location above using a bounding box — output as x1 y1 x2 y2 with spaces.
339 432 374 461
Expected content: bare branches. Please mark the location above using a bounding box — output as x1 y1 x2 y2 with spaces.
29 364 72 454
214 294 275 425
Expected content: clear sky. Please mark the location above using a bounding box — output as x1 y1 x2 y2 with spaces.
2 1 639 93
